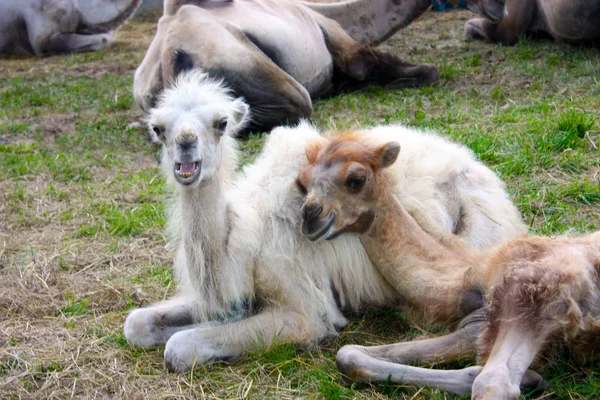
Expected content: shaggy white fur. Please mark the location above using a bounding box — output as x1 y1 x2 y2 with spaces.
124 70 526 372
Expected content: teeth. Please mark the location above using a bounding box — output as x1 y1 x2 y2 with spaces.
179 172 192 178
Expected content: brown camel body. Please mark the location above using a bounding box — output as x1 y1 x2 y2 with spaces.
298 132 600 399
465 0 600 45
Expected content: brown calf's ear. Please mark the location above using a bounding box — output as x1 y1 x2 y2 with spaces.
305 137 327 164
377 142 400 168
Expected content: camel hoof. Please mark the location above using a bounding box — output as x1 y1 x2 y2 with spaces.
464 19 487 40
520 369 549 396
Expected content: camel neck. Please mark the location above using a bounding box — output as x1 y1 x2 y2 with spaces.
366 190 457 258
180 179 228 241
360 188 478 296
179 178 236 320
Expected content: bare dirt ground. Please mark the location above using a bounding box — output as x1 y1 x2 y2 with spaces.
1 7 599 400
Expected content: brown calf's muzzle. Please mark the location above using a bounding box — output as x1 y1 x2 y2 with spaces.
301 202 336 241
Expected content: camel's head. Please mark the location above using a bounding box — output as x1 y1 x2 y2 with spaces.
148 70 249 187
298 134 400 241
463 0 507 23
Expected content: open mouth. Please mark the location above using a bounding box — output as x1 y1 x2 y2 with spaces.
174 161 201 185
304 211 336 242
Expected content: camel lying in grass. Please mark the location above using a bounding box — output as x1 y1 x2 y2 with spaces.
0 0 142 56
298 132 600 398
124 70 526 372
465 0 600 45
134 0 507 131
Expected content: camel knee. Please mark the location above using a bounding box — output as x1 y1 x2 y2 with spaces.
336 345 372 383
472 366 520 400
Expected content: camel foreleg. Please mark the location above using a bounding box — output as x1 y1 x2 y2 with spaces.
336 311 545 396
44 32 114 55
163 309 311 372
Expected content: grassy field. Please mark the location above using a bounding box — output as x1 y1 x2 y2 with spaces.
1 8 600 400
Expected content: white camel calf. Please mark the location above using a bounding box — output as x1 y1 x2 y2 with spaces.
124 70 526 373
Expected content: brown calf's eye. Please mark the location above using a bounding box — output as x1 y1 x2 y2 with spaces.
345 176 366 192
296 178 307 195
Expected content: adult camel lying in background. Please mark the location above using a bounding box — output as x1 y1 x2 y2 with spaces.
0 0 142 56
465 0 600 45
299 132 600 398
134 0 506 131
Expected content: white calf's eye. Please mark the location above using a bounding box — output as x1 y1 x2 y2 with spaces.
151 125 165 141
216 118 228 133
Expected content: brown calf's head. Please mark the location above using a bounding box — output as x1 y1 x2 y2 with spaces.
298 134 400 241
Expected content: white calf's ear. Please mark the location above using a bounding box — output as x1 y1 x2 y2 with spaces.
377 142 400 168
228 98 250 133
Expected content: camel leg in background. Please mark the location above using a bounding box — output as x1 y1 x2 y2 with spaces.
464 0 535 45
313 13 439 92
45 32 114 54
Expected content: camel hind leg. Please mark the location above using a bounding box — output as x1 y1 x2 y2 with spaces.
313 13 438 92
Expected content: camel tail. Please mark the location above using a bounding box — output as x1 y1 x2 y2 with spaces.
79 0 144 34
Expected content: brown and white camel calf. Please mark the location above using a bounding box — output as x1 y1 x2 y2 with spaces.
298 132 600 398
124 71 527 372
134 0 506 131
0 0 142 56
465 0 600 45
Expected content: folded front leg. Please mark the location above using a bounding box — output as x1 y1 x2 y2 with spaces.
163 310 311 372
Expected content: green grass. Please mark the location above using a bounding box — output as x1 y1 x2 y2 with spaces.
1 9 599 400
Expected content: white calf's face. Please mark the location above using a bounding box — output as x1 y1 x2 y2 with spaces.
148 98 248 186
